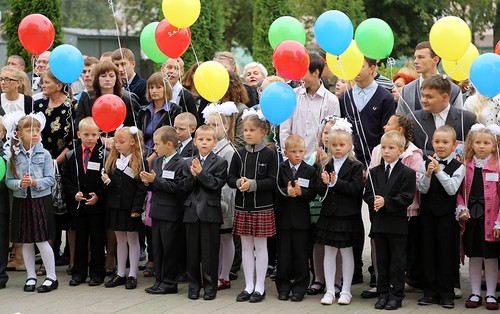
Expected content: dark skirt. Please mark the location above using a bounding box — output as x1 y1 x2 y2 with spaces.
233 209 276 238
220 227 232 234
10 194 56 243
315 214 363 248
107 207 142 232
463 216 500 259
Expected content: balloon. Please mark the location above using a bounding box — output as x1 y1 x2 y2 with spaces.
0 158 5 181
49 44 84 84
92 95 127 133
194 61 230 102
260 82 297 125
268 16 306 49
314 10 353 55
495 41 500 55
442 44 479 81
326 40 364 80
140 22 168 64
155 19 191 59
162 0 200 28
273 40 310 81
470 53 500 98
429 16 471 61
354 18 394 59
18 14 55 55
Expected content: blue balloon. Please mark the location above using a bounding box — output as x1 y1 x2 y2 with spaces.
470 53 500 98
49 44 84 84
260 82 297 125
314 10 353 55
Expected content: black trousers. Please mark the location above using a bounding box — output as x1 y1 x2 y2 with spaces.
406 216 421 285
186 220 220 295
72 213 106 279
352 218 365 279
152 219 181 288
374 232 407 302
0 213 9 285
275 228 310 295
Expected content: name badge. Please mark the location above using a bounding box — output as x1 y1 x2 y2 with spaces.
486 173 499 182
297 178 309 188
162 170 175 179
123 166 134 178
86 161 100 171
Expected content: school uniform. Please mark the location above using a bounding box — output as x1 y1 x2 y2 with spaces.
178 138 198 159
364 160 416 305
62 144 107 281
180 152 228 298
275 160 317 297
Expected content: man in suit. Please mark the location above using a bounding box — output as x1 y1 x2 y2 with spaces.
112 48 148 107
397 41 463 115
180 125 228 301
412 74 476 156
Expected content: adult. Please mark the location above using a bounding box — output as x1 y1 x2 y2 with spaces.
6 55 26 71
0 66 33 115
243 62 267 105
392 67 418 105
111 48 148 107
221 71 249 150
373 61 394 91
100 52 113 62
280 52 340 160
74 56 99 101
464 93 500 126
29 51 51 95
397 41 463 115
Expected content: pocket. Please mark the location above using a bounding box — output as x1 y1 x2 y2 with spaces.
32 156 45 165
257 163 267 175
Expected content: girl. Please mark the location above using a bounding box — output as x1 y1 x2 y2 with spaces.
203 102 238 290
316 118 363 305
4 113 57 293
457 124 500 310
0 65 33 115
227 109 277 303
102 126 148 290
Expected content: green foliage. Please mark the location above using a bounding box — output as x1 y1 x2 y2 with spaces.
4 0 64 71
60 0 115 30
222 0 254 52
445 0 495 44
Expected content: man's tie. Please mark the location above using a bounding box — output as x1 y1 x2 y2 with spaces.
385 164 391 182
291 166 297 178
84 148 91 173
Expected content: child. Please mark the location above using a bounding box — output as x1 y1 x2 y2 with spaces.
140 126 186 295
62 117 107 286
4 112 57 293
364 131 416 310
275 135 317 302
457 124 500 310
203 102 238 290
418 125 465 309
179 125 228 300
227 108 278 303
316 119 363 306
102 126 148 290
174 112 198 158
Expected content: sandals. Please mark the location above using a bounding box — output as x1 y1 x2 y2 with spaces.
465 294 482 308
485 295 499 310
36 265 46 276
143 263 155 277
307 281 325 295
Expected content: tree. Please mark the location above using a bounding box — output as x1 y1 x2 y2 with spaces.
60 0 115 30
222 0 254 52
446 0 495 45
292 0 366 27
4 0 64 71
495 0 500 45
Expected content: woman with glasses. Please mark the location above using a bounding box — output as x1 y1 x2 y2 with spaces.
0 66 33 115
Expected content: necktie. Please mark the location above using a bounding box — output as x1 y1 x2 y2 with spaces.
385 164 391 182
291 166 297 178
200 158 205 167
162 157 168 169
177 142 182 154
84 148 91 172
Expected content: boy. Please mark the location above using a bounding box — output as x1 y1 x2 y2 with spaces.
179 125 228 301
111 48 147 107
275 135 318 302
174 112 198 158
363 131 416 310
62 117 107 286
417 125 465 309
140 126 186 294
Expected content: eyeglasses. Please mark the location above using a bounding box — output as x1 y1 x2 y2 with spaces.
0 77 18 83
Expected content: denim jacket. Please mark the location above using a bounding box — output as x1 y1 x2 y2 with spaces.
6 143 55 198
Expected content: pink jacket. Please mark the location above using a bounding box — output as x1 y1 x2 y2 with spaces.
457 158 500 242
370 142 423 217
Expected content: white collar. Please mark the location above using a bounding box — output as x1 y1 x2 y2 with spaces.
127 73 136 86
289 161 301 170
180 137 192 149
473 155 491 169
353 80 378 94
384 159 398 169
117 153 132 170
433 104 451 118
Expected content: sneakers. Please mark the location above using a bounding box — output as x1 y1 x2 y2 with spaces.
217 278 231 290
320 291 335 305
337 291 352 305
105 274 127 288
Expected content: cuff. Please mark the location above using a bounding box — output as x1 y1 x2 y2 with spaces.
248 180 257 192
495 222 500 230
236 179 242 188
455 205 469 221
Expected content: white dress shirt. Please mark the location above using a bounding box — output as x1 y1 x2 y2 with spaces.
352 80 378 112
433 104 451 129
418 154 465 195
116 153 132 171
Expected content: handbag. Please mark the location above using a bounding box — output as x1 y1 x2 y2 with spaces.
52 160 67 215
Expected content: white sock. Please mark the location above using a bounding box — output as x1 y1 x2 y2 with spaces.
254 237 268 294
241 236 255 293
484 258 498 297
22 243 36 285
323 245 338 293
115 232 128 277
340 247 354 293
36 241 56 283
469 257 482 298
219 234 235 281
126 232 140 278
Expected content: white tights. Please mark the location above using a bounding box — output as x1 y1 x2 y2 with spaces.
469 257 498 298
219 233 235 281
241 236 268 294
324 245 354 294
115 231 140 278
23 241 56 286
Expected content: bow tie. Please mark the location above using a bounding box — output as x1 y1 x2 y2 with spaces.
438 159 448 166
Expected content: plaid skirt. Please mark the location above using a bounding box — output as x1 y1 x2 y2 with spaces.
233 209 276 238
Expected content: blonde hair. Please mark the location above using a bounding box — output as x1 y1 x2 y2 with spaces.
260 75 286 91
174 112 197 130
324 130 356 168
0 66 31 96
381 130 406 149
464 128 499 163
434 125 457 142
105 127 144 178
78 117 99 131
284 134 305 150
9 116 42 177
470 94 490 123
207 112 235 143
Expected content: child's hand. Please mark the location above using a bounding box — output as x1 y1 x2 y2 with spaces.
494 229 500 239
85 192 98 205
131 212 141 218
75 191 86 202
294 180 302 196
20 173 31 188
459 210 471 221
140 170 156 184
316 147 328 164
374 195 384 212
287 181 297 197
425 158 436 177
321 171 330 184
240 177 250 192
191 158 202 176
104 137 114 150
101 173 110 185
329 172 336 184
428 155 441 173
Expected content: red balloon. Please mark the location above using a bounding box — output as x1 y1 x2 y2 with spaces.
495 41 500 55
155 19 191 59
18 14 55 55
92 95 127 133
273 40 310 80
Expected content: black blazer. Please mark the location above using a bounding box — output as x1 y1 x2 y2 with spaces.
148 154 186 222
275 161 317 230
175 88 202 127
179 152 228 223
0 94 34 115
128 74 147 107
62 144 107 215
317 158 364 217
179 140 198 158
137 103 183 145
412 106 476 156
364 160 416 235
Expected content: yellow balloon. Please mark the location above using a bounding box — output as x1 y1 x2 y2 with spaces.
430 16 471 61
326 40 364 80
443 44 479 81
162 0 201 28
194 61 230 102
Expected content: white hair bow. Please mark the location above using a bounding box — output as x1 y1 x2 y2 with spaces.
202 101 239 123
241 108 266 121
330 118 353 134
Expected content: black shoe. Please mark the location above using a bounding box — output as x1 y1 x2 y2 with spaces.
69 277 85 286
23 278 37 292
151 285 178 294
178 273 188 283
374 298 388 309
361 289 379 299
385 299 401 310
441 298 454 309
249 291 266 303
204 292 216 300
125 276 137 289
290 293 304 302
145 281 161 293
418 296 440 305
188 290 200 300
265 266 274 277
88 277 103 286
37 278 58 293
229 271 238 281
270 268 277 281
306 281 325 295
105 274 126 288
278 291 289 301
236 290 251 302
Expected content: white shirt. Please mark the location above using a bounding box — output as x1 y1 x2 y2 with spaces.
433 104 451 129
418 155 465 195
179 138 192 154
352 80 378 112
0 94 24 113
384 160 398 179
171 81 183 105
464 94 500 126
116 153 132 171
328 155 348 186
